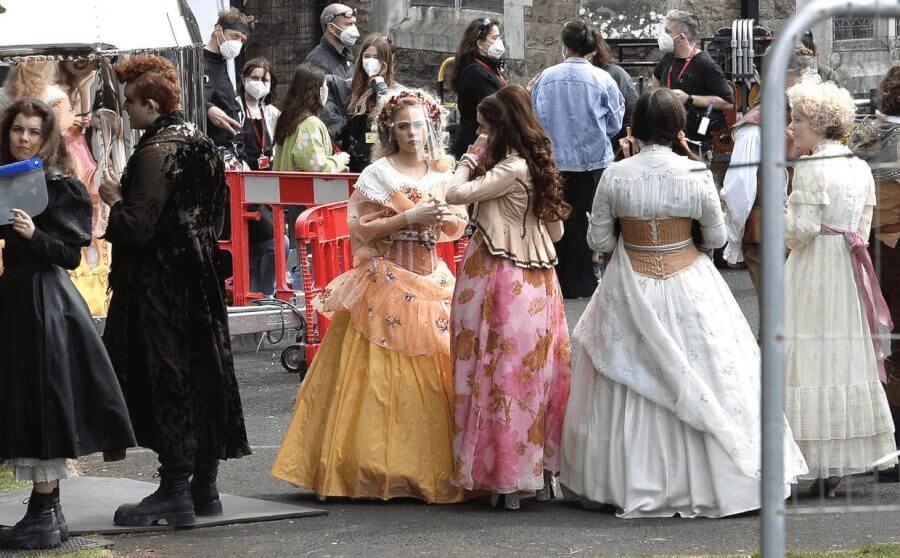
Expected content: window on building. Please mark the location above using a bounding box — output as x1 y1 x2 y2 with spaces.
410 0 456 6
833 17 875 41
410 0 503 9
462 0 504 11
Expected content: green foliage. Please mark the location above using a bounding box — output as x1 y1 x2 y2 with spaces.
644 545 900 558
0 467 29 492
32 550 113 558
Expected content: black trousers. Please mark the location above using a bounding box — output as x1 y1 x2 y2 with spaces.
869 238 900 443
556 169 605 299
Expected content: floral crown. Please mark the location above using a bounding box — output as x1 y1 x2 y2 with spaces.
373 89 447 134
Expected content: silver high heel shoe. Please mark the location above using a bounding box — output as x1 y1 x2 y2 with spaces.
503 492 521 510
535 471 563 502
490 492 521 510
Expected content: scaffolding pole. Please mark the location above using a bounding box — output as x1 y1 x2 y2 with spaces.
759 1 900 556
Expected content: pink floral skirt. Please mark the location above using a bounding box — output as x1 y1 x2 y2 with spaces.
451 241 572 493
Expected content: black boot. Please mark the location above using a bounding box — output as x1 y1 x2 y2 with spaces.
51 486 68 542
114 457 196 527
191 454 223 516
0 490 61 550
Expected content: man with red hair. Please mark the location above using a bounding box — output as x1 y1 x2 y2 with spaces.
99 54 251 528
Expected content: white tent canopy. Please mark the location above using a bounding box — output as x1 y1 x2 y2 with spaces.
0 0 201 57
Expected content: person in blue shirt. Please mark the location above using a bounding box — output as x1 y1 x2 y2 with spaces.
531 21 624 298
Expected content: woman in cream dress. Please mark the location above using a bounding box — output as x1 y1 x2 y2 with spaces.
561 89 807 518
784 81 897 496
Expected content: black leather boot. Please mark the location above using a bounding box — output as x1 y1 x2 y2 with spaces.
191 454 223 516
877 404 900 483
114 456 196 527
0 490 61 549
51 486 68 542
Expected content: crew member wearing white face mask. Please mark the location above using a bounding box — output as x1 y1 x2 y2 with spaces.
340 34 402 172
237 58 281 171
202 8 252 149
650 9 733 154
305 3 359 80
237 58 283 297
449 17 509 159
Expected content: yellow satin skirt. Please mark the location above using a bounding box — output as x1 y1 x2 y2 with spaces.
271 311 467 503
68 239 111 317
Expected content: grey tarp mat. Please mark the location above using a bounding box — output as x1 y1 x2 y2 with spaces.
0 476 326 535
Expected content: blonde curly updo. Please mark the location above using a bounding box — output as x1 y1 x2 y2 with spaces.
787 80 856 140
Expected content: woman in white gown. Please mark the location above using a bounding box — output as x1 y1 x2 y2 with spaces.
561 89 808 518
784 81 897 496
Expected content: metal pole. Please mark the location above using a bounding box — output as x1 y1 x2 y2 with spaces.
759 1 900 557
743 0 761 19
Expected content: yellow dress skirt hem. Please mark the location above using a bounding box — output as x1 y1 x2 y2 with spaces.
270 311 468 504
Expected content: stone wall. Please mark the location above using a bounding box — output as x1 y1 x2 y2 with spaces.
512 0 580 83
396 0 578 94
241 0 322 94
579 0 798 39
239 0 889 102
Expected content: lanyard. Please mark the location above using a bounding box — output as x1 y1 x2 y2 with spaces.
474 59 509 86
243 98 268 150
666 48 698 89
250 115 267 151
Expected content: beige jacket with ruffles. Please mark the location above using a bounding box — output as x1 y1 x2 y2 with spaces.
446 150 563 268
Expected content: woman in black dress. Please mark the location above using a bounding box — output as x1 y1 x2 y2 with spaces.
449 17 508 159
0 99 135 551
341 33 399 172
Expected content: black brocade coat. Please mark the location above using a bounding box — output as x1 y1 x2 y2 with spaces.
0 174 136 460
103 112 251 460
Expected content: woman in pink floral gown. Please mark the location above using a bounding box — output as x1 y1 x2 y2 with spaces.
446 84 572 509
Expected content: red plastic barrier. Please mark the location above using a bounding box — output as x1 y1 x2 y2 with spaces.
296 200 468 364
219 170 358 307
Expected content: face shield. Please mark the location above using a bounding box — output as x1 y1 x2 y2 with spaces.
391 105 442 161
0 158 49 221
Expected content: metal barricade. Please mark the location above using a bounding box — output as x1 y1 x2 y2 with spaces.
219 170 358 307
295 201 468 367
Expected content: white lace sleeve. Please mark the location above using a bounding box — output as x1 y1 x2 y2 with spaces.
697 168 727 250
588 170 616 253
786 158 829 249
353 160 392 204
857 160 877 240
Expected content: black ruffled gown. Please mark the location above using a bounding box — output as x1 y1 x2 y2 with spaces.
0 172 135 474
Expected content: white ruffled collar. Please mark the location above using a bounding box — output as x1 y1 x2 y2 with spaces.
354 157 450 204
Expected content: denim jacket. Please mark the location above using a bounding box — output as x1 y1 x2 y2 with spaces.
532 58 624 172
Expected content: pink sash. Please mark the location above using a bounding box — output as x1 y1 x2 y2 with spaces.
820 224 894 382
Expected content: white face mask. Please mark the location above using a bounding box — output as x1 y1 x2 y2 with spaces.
657 32 675 53
561 44 569 61
487 38 506 59
244 80 270 100
362 58 382 78
217 30 243 60
320 84 329 106
332 22 360 47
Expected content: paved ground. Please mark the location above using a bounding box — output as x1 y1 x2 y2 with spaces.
78 269 900 558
